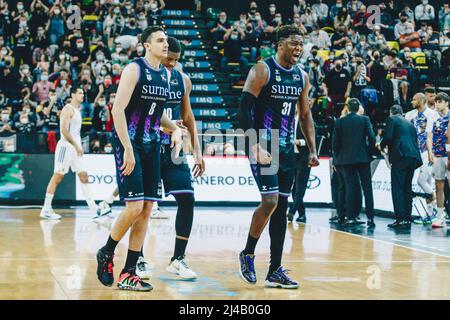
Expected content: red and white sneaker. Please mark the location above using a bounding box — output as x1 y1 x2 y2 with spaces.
117 269 153 291
432 218 447 228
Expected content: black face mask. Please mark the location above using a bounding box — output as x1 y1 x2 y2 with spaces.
400 18 407 22
247 27 252 32
335 64 342 71
357 60 363 65
311 50 318 56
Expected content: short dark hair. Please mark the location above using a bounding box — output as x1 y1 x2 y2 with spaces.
424 87 436 94
347 98 360 113
436 92 450 103
276 25 302 43
167 36 181 53
390 105 403 115
141 26 165 44
70 86 83 96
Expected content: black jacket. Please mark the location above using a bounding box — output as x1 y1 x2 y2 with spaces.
380 114 422 167
332 113 376 165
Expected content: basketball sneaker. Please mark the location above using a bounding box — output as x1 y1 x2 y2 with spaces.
166 255 197 280
98 201 112 216
117 269 153 291
136 256 154 280
40 208 61 220
432 218 447 228
265 266 299 289
150 206 169 219
238 251 256 284
96 249 114 287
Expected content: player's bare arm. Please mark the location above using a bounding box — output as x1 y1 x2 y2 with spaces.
297 73 319 167
160 111 182 158
239 62 271 165
111 62 139 176
60 106 82 156
180 73 205 177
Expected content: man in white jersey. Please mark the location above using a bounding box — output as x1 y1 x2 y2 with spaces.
404 93 439 224
425 87 436 110
40 87 102 219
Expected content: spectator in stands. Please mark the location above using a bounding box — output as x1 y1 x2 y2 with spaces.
70 37 90 81
351 54 371 100
354 35 371 60
394 11 411 40
92 90 110 133
389 59 410 105
104 142 113 154
439 4 450 31
308 45 324 67
248 2 259 21
331 24 349 50
310 23 331 49
292 13 308 35
293 0 308 16
347 0 364 17
14 20 32 66
30 0 50 38
237 12 248 31
146 0 165 26
91 138 103 154
32 70 54 103
403 4 415 22
334 7 351 29
19 64 34 90
0 108 15 136
36 91 60 133
312 0 329 27
55 71 71 102
33 26 49 50
137 9 148 31
300 6 317 32
399 22 421 51
0 90 9 109
307 57 324 108
47 2 66 45
122 17 142 36
323 58 352 117
347 25 360 46
264 3 277 25
353 4 370 35
383 48 400 69
14 104 37 135
210 11 231 48
242 22 259 62
419 24 441 62
386 0 400 20
330 0 344 21
251 12 267 36
367 50 387 91
344 40 355 57
378 1 395 41
221 24 248 73
367 24 388 51
415 0 435 23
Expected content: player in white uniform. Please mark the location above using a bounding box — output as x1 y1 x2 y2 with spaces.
404 93 439 223
40 87 102 219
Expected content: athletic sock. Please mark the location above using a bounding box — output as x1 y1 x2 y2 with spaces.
81 183 97 212
123 249 140 272
43 193 54 210
269 197 288 274
438 207 445 219
106 193 115 205
102 235 118 254
173 237 188 260
243 234 259 255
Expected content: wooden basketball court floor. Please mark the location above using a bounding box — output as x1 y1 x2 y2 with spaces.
1 206 450 300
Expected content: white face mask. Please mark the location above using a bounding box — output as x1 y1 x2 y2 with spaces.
54 9 60 15
77 43 84 49
346 46 353 51
422 0 428 5
41 75 48 81
59 54 65 60
101 69 107 76
17 4 23 11
150 3 158 10
97 54 104 61
1 50 7 56
230 34 238 40
98 101 106 107
255 15 261 21
115 47 122 53
22 69 29 75
119 56 127 62
104 146 112 153
269 7 276 14
137 47 144 54
2 114 9 121
60 79 67 86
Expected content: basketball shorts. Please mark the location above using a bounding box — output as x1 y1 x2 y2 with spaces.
432 156 450 180
160 144 194 197
54 141 85 174
249 151 296 197
113 136 162 202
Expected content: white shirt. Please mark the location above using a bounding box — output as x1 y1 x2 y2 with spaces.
415 4 435 21
60 104 82 146
310 30 331 49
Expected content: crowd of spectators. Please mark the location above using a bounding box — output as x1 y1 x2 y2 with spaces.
0 0 449 155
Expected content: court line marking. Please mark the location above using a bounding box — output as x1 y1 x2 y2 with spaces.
302 222 450 260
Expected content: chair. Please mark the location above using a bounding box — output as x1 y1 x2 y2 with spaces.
387 41 400 51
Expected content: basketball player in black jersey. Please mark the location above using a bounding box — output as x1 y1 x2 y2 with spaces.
238 25 319 289
96 26 183 292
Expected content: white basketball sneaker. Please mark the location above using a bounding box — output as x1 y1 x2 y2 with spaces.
98 201 112 216
432 217 447 228
150 206 169 219
166 255 197 280
40 208 62 220
136 256 154 280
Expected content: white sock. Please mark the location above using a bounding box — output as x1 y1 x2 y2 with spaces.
81 183 97 212
44 193 54 210
106 193 115 205
153 202 158 210
437 207 445 219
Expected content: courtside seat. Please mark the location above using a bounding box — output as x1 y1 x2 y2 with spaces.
411 52 426 65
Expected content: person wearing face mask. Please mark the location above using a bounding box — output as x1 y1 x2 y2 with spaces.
264 4 277 25
252 12 267 36
210 11 231 46
32 71 55 103
147 0 163 27
415 0 435 22
293 0 307 16
248 2 259 20
242 23 259 62
323 58 352 117
330 0 344 21
137 11 148 30
330 24 349 50
14 22 32 66
103 143 113 154
48 5 65 44
312 0 329 27
0 109 15 137
111 63 122 84
367 25 387 51
334 7 351 29
92 88 110 133
122 18 142 37
351 54 370 100
366 50 387 92
346 0 363 16
221 26 248 73
399 22 421 51
70 38 90 79
30 0 50 38
300 7 317 32
394 11 411 40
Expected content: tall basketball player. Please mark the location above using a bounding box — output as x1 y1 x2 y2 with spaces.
405 92 439 224
96 26 182 292
238 25 319 289
158 36 205 279
40 87 102 220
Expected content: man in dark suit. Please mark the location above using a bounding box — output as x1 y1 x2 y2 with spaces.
378 105 423 229
332 98 376 227
288 119 313 223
